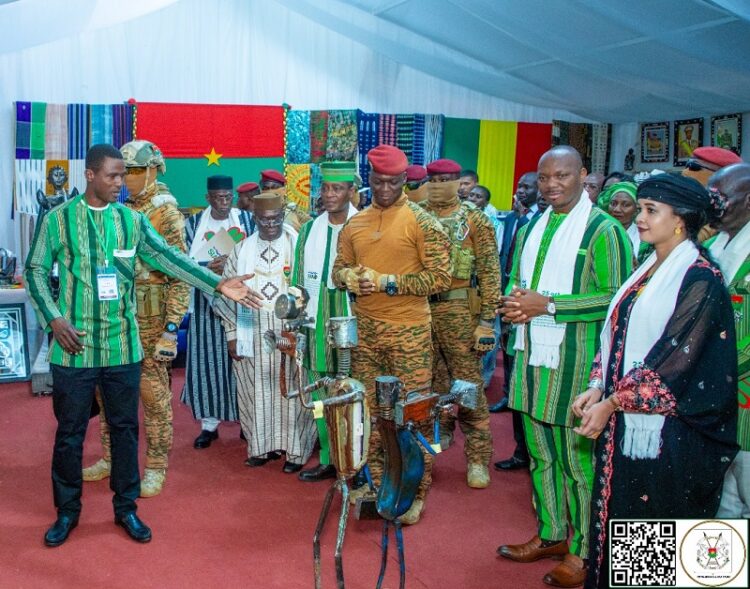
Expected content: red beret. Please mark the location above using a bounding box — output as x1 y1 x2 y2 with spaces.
367 145 409 175
260 169 286 185
236 181 259 193
426 158 461 175
692 146 742 168
406 165 427 182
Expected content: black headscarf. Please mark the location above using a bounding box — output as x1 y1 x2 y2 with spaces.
637 173 720 217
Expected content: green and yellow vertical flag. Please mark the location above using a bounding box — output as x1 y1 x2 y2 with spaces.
442 118 552 210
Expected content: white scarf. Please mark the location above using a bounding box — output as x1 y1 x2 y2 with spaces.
235 225 298 357
188 206 243 258
514 193 592 368
709 222 750 285
626 223 641 254
303 204 358 328
600 239 698 460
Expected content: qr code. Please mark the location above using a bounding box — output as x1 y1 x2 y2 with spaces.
610 520 677 587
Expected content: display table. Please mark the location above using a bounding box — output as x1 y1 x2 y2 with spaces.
0 286 41 386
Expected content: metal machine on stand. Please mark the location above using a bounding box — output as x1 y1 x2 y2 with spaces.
265 288 477 589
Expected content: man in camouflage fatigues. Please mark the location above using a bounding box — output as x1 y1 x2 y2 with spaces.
82 140 190 497
333 145 452 525
421 159 501 489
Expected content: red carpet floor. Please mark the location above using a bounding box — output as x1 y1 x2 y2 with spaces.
0 361 557 589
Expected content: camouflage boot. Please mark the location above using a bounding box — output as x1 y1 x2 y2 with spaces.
82 458 111 482
140 468 166 498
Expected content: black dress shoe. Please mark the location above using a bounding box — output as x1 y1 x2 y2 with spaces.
298 463 337 482
194 429 219 449
489 397 509 413
44 514 78 547
283 461 304 474
494 455 530 471
245 451 282 467
115 512 152 543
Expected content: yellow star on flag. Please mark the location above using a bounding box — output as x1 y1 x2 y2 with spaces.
204 147 222 166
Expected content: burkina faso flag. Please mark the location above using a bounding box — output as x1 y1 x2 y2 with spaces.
133 101 285 207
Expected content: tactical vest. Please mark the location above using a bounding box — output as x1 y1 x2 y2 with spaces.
129 183 181 317
423 203 475 280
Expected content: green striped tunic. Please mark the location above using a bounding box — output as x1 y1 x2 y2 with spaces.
705 236 750 451
292 219 352 374
733 259 750 451
24 195 219 368
507 208 633 426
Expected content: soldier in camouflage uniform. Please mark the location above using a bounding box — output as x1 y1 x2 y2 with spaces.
332 145 452 525
421 159 501 489
259 169 312 231
82 140 191 497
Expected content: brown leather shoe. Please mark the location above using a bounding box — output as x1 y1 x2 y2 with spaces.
497 535 569 563
542 554 587 588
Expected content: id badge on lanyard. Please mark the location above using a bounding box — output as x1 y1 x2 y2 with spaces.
96 266 119 301
87 204 119 301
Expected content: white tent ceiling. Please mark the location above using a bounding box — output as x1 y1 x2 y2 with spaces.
279 0 750 123
2 0 748 254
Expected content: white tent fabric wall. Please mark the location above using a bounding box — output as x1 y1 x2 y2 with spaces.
0 0 587 255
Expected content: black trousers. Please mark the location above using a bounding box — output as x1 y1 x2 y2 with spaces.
51 363 141 518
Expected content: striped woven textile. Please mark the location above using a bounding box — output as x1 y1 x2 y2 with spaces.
424 114 444 164
357 111 379 187
396 114 415 162
15 102 46 159
590 123 611 175
412 114 426 165
378 114 397 146
14 102 134 217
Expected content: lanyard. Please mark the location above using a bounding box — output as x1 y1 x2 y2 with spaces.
86 205 113 267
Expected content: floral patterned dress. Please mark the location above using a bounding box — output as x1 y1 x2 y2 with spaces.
585 260 739 589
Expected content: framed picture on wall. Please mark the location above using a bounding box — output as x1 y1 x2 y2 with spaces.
640 121 670 163
673 118 703 166
711 113 742 155
0 303 30 383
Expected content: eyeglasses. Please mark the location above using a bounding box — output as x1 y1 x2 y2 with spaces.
209 192 234 202
255 215 284 227
685 159 718 173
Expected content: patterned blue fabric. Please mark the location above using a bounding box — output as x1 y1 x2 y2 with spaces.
357 111 379 187
287 110 311 163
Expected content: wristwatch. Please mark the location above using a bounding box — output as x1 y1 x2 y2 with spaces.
546 296 556 315
385 275 398 297
165 322 179 334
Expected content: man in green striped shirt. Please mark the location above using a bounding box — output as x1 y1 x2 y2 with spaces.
497 147 632 588
291 161 360 482
25 144 261 548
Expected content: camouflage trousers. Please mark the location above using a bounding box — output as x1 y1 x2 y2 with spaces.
352 315 434 502
432 299 492 466
95 316 173 470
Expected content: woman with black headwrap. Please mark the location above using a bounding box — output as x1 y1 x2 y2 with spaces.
572 174 739 589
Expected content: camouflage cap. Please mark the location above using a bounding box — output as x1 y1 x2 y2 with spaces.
120 140 166 173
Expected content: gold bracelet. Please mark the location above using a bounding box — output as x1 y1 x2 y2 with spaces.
607 395 622 412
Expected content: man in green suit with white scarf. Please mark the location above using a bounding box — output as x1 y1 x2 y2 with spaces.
292 161 359 482
497 146 632 588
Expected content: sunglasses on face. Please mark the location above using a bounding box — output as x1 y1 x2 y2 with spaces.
685 159 717 173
